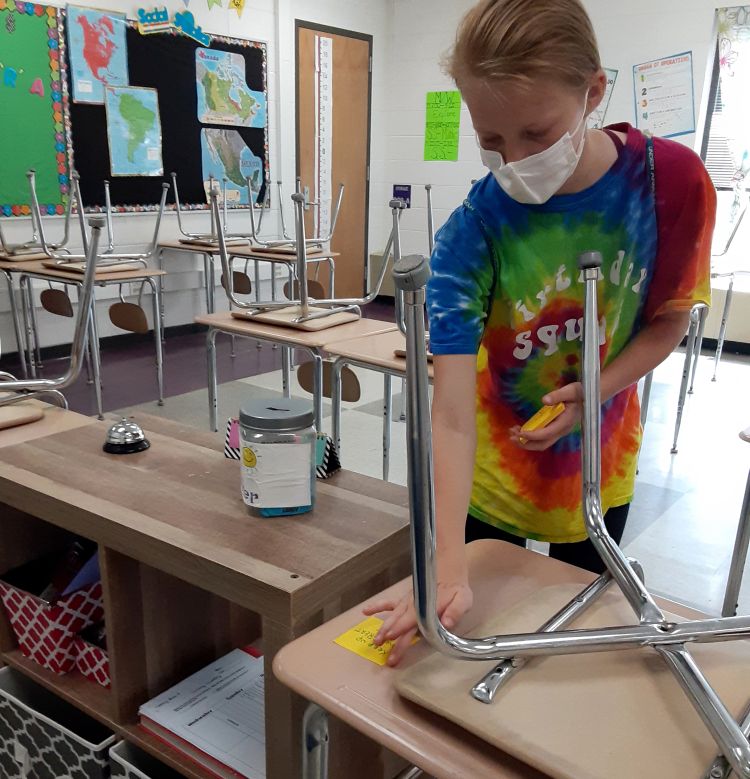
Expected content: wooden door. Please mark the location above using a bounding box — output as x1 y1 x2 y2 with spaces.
296 22 372 298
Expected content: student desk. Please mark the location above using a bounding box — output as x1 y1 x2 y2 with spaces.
195 311 397 432
157 241 339 329
274 540 719 779
325 330 435 481
0 411 411 779
13 261 166 418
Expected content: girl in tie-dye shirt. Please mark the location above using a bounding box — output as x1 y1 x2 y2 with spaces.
368 0 715 665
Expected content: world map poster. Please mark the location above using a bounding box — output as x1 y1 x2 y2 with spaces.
195 47 266 127
67 5 128 104
105 86 163 176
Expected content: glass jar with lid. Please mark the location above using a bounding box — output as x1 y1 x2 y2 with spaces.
239 398 316 517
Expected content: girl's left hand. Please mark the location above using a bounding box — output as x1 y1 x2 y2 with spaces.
509 382 583 451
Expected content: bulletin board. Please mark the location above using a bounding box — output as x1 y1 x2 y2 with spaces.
0 2 70 217
66 21 269 211
1 3 269 216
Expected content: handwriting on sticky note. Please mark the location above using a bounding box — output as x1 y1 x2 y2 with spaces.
334 617 418 666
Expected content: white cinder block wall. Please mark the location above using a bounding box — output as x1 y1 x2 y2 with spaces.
2 0 749 354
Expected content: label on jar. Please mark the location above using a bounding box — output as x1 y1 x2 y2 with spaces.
241 442 312 508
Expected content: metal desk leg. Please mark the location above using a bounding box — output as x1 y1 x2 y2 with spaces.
383 373 392 481
640 370 654 430
20 276 36 378
3 271 28 378
302 703 329 779
157 247 166 342
689 305 707 395
88 293 104 420
311 351 324 432
672 310 699 454
281 347 292 399
29 282 42 370
271 267 279 350
713 276 734 382
207 327 219 431
254 260 262 349
331 359 344 456
723 469 750 617
148 277 165 405
399 378 406 422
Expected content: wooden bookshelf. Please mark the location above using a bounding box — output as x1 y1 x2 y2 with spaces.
1 648 118 731
121 726 218 779
0 411 411 778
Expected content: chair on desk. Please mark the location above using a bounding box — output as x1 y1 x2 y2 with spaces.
0 218 103 429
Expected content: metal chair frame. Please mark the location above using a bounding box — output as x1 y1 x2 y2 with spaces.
395 250 750 779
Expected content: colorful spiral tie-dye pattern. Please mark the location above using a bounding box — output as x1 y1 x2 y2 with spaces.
427 123 715 543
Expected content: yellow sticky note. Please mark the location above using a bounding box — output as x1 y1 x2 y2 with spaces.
334 617 417 666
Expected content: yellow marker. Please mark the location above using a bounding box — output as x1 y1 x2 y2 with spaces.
334 616 418 666
519 402 566 444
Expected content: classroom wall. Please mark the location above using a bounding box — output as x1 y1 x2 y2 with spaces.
0 0 392 353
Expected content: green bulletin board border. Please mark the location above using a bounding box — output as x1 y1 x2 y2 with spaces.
0 0 71 217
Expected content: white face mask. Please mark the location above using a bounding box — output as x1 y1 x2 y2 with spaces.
479 94 589 205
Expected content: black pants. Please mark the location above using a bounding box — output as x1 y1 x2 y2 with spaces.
465 504 630 574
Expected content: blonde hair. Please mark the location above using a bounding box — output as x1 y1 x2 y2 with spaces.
445 0 601 90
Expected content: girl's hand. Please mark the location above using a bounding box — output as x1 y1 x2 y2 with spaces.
510 382 583 451
362 576 473 667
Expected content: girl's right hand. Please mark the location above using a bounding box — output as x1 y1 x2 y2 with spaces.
362 574 473 667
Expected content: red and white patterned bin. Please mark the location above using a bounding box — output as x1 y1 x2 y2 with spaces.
0 580 104 675
73 634 110 688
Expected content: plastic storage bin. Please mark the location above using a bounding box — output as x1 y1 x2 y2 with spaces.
110 741 184 779
0 666 115 778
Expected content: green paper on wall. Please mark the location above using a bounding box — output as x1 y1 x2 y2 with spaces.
424 90 461 162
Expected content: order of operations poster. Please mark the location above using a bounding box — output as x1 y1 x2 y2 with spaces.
633 51 695 138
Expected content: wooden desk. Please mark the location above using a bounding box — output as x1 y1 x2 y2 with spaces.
273 540 713 779
325 330 434 481
14 263 167 418
0 412 411 778
157 241 340 331
195 311 397 432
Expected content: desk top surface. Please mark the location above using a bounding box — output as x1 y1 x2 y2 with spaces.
159 240 338 262
196 311 397 348
0 402 95 449
324 330 434 378
273 540 709 779
9 260 165 282
0 412 409 620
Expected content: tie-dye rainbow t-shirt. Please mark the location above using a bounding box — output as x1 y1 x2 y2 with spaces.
427 123 715 543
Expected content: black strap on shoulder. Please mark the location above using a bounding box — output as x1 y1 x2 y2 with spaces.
645 132 656 196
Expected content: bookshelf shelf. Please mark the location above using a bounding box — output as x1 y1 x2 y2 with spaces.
0 648 118 731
